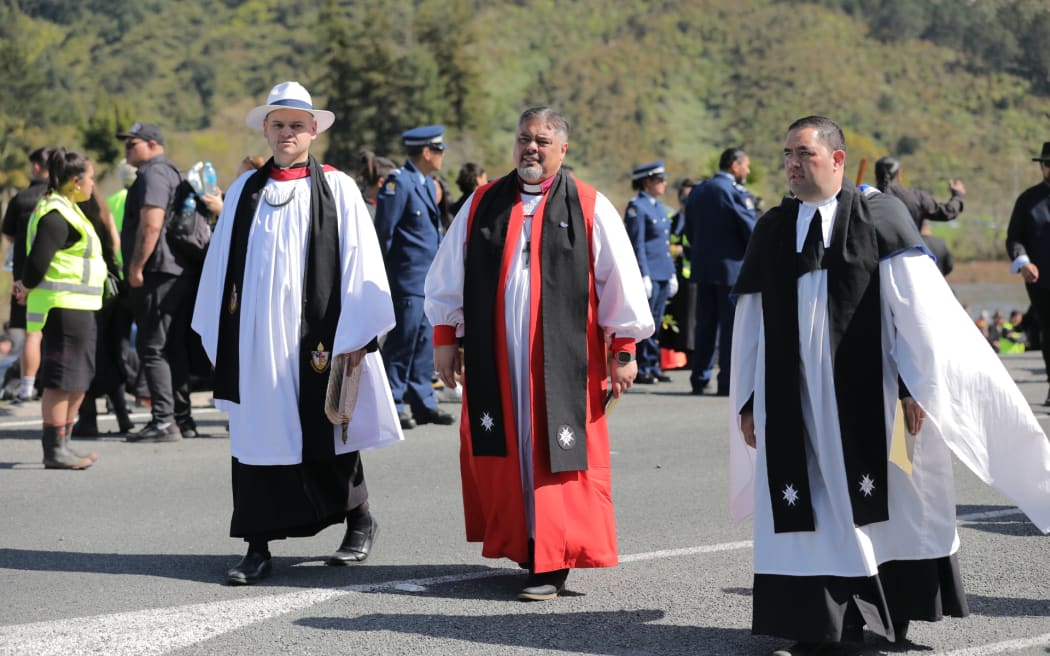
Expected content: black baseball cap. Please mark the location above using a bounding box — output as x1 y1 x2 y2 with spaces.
116 122 164 145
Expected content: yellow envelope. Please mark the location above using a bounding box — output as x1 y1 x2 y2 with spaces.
889 400 916 476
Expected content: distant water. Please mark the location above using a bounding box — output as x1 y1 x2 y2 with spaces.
950 280 1029 318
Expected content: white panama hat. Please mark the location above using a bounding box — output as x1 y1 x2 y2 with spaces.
246 81 335 133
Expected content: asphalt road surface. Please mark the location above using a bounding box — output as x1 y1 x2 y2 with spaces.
0 354 1048 656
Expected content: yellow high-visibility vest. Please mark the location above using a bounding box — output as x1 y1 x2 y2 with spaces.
25 193 105 331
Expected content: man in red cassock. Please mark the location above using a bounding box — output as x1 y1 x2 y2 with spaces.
424 107 654 600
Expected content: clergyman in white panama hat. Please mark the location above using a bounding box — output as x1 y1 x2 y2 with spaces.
245 81 335 133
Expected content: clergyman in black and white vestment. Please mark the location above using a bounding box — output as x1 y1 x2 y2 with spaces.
728 115 1050 656
193 82 403 585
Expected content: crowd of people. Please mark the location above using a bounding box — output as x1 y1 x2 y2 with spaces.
3 82 1050 656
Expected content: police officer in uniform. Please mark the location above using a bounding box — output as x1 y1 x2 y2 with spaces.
374 125 455 429
686 147 756 395
624 161 677 384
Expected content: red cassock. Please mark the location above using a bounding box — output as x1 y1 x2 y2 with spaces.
441 179 633 574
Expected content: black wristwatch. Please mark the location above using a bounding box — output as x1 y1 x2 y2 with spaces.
615 351 635 364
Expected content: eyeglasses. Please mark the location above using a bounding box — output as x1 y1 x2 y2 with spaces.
427 144 447 153
124 140 143 150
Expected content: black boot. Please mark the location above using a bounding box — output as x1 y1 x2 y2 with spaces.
41 425 93 470
110 390 134 434
72 398 99 437
64 421 98 463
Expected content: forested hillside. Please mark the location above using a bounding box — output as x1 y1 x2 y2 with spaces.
3 0 1049 258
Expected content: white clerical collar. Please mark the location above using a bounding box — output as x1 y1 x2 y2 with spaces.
796 190 840 252
522 182 543 194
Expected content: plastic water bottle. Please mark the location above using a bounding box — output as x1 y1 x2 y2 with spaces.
202 162 219 195
187 162 203 193
177 194 197 231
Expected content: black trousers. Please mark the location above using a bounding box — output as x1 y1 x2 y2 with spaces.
130 273 194 424
1025 283 1050 385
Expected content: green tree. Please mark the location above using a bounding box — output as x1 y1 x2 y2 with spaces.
321 1 464 170
320 2 405 169
0 9 51 129
0 115 31 200
80 94 136 175
416 0 487 133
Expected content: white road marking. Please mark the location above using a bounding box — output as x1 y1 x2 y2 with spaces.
0 501 1036 655
0 408 223 430
0 347 1041 654
937 634 1050 655
0 569 518 656
619 541 753 562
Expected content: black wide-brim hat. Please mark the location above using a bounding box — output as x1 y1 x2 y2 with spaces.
1033 142 1050 162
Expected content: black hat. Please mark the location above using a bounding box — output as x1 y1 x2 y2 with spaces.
875 156 900 181
1032 142 1050 162
116 122 164 145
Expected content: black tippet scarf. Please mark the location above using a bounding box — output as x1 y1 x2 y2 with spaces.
734 182 921 533
462 169 591 473
212 156 342 462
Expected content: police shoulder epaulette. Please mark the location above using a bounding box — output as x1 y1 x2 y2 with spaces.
382 169 403 195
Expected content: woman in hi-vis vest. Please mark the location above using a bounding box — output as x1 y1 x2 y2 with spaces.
15 148 106 469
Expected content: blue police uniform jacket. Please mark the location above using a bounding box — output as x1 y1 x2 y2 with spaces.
624 191 675 281
373 159 441 296
686 171 757 286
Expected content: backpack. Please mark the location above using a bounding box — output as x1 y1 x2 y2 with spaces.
165 166 212 263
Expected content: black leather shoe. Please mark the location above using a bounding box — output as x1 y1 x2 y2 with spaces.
415 407 455 425
177 417 198 438
635 374 658 384
398 410 416 430
225 552 271 585
518 568 569 601
654 373 672 383
125 421 181 443
327 514 379 565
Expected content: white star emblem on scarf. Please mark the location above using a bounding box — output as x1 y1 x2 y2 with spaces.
557 426 575 449
859 474 876 497
480 412 495 432
781 483 800 506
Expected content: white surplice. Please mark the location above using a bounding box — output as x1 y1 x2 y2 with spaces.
192 168 402 465
424 186 654 530
729 207 1050 578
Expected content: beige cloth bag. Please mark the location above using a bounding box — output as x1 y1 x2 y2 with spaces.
325 354 363 444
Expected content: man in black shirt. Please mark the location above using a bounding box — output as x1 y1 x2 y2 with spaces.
117 122 198 441
2 146 53 401
1006 141 1050 404
875 156 965 231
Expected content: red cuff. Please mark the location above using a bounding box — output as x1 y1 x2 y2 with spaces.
610 337 636 354
434 324 458 346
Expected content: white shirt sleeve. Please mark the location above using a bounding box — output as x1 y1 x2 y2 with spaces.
423 193 472 337
591 192 655 342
